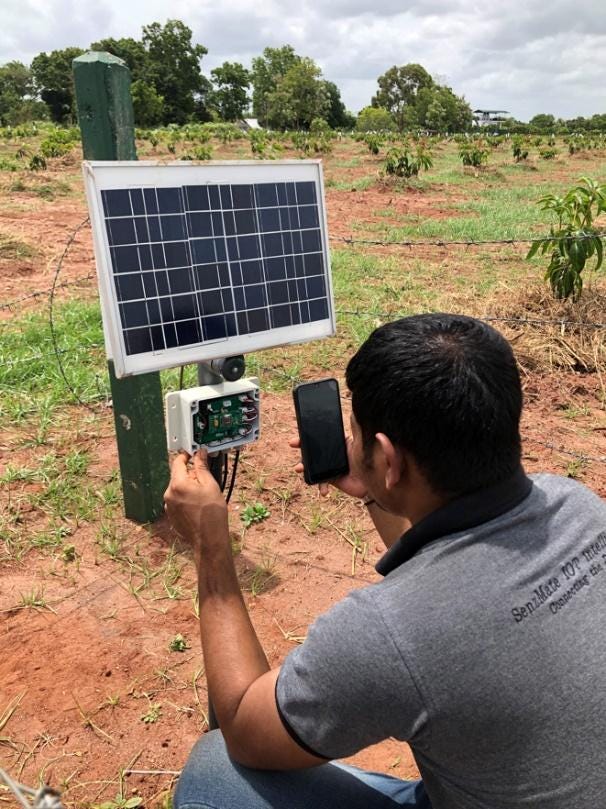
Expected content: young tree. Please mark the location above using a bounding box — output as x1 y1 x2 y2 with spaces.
30 47 84 123
210 61 250 121
251 45 300 125
266 58 329 130
372 63 433 130
142 20 208 124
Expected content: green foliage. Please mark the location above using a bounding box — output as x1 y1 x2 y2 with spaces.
372 64 433 131
182 144 213 161
415 85 473 133
266 58 330 130
384 143 433 178
30 47 85 123
356 106 395 133
241 502 270 528
210 61 251 122
141 703 162 723
168 633 188 652
0 62 46 126
39 126 79 158
251 45 300 125
539 148 558 160
512 136 529 162
458 140 489 167
323 81 355 130
529 113 556 133
28 153 47 171
142 20 209 124
364 134 384 155
131 80 164 127
527 177 606 301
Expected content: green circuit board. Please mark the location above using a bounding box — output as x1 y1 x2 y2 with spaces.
192 397 248 445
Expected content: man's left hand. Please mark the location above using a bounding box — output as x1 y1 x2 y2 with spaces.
164 450 229 554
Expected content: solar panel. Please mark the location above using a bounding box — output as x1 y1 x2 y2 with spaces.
83 161 335 378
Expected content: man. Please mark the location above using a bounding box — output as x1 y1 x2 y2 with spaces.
164 313 606 809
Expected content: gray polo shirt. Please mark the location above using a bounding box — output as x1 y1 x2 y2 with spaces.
276 471 606 808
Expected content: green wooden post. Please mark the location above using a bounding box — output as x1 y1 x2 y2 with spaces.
73 52 169 523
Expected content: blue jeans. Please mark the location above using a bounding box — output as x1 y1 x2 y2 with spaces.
174 730 432 809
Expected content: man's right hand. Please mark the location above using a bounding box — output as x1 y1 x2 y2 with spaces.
288 436 368 499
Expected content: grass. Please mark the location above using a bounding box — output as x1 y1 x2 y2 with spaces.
0 231 38 260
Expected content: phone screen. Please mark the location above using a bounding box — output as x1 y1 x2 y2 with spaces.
294 379 349 485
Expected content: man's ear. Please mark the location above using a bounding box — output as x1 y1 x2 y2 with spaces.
375 433 404 490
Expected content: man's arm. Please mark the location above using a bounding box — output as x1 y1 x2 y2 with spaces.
164 451 328 770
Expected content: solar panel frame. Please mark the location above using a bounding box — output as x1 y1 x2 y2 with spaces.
83 160 336 378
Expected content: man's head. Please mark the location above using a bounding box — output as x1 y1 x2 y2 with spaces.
345 314 523 501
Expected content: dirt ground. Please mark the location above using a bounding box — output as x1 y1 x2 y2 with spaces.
2 140 606 807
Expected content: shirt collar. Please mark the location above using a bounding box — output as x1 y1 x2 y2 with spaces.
376 467 533 576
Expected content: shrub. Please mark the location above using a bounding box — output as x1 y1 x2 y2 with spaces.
512 136 529 162
459 140 489 167
384 144 433 178
527 177 606 301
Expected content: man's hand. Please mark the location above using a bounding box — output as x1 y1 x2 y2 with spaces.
164 450 229 554
289 436 368 499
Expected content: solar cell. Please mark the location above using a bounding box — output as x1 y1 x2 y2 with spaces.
86 162 334 377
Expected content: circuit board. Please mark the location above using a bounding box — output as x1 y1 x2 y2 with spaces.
192 395 256 447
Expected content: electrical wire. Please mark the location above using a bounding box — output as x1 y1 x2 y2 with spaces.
225 450 240 503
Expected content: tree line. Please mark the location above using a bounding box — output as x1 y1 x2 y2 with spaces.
2 19 603 135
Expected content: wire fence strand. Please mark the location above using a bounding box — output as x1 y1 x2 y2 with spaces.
335 231 606 249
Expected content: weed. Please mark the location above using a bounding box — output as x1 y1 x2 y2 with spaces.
140 702 162 724
18 588 51 611
169 634 188 652
566 458 587 479
241 502 270 528
244 553 278 596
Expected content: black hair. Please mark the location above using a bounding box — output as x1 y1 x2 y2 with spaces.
345 314 523 497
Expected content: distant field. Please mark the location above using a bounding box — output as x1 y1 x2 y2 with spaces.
1 127 606 808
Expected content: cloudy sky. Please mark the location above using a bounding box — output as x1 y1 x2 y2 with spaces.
1 0 605 121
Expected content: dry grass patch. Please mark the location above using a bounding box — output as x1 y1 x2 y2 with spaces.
484 282 606 373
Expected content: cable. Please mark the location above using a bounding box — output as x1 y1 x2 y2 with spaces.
221 452 229 491
225 450 240 503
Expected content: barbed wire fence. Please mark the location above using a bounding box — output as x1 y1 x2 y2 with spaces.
1 220 606 467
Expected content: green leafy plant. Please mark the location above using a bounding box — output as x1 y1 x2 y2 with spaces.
364 134 383 155
384 144 433 178
512 136 529 162
527 177 606 301
28 154 47 171
539 148 558 160
168 633 188 652
141 702 162 724
241 502 270 528
459 140 489 167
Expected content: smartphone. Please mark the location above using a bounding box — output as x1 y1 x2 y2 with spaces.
293 378 349 485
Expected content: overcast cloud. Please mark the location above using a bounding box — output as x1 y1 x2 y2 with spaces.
1 0 605 120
